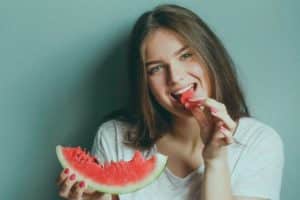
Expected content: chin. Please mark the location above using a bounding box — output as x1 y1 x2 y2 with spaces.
155 93 198 119
164 102 194 119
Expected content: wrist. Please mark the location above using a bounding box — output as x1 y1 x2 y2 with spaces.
203 147 228 165
204 157 228 169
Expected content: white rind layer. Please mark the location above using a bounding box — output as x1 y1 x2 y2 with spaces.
56 145 168 194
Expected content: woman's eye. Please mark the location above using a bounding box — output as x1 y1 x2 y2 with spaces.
180 52 193 60
148 65 163 75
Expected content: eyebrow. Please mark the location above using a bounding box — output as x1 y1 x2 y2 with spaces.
145 45 189 67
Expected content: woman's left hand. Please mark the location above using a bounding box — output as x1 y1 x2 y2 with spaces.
185 97 237 163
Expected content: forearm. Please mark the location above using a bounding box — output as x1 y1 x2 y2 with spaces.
200 158 234 200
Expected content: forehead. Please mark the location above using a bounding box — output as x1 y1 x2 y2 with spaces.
141 29 187 62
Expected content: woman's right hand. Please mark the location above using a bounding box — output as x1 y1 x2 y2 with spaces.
56 168 117 200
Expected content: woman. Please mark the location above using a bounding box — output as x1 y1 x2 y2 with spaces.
56 4 284 200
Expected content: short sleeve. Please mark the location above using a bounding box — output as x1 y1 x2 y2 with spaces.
232 127 285 200
90 120 119 163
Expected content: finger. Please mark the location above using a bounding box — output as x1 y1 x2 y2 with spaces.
197 98 236 131
83 186 105 196
202 98 227 112
185 101 205 111
69 181 86 200
187 94 206 102
188 97 227 111
58 173 77 198
89 192 108 200
57 168 71 186
220 126 234 144
186 98 205 108
210 108 236 131
187 97 229 118
190 106 210 127
190 97 228 115
189 106 215 144
213 121 224 133
83 187 96 195
210 129 227 147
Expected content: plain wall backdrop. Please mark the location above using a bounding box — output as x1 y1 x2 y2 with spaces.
0 0 299 199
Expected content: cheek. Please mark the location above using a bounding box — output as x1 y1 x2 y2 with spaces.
192 64 205 76
148 78 165 98
191 65 212 96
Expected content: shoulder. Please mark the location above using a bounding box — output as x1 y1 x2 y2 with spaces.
231 117 285 200
234 117 284 163
92 119 142 161
95 119 133 141
236 117 283 148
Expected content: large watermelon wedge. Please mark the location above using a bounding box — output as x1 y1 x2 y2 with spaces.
56 145 167 194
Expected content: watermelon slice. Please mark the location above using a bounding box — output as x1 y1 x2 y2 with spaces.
178 87 205 109
179 88 194 105
56 145 168 194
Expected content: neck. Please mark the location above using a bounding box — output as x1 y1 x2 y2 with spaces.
169 117 207 149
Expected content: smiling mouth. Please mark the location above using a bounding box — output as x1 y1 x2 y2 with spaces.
170 83 197 103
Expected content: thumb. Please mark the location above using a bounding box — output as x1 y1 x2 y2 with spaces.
190 106 209 127
82 189 106 200
83 186 97 195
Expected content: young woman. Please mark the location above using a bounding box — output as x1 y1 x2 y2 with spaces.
56 4 284 200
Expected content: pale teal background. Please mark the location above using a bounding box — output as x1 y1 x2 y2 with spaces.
0 0 299 199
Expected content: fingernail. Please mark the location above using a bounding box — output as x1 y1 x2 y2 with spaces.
79 181 85 188
70 174 76 181
64 168 70 174
185 102 190 108
220 126 227 132
210 107 218 113
200 105 205 110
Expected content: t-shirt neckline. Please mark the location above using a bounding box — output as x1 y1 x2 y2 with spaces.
153 144 205 183
152 117 247 182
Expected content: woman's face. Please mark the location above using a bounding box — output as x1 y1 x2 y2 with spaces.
142 28 212 118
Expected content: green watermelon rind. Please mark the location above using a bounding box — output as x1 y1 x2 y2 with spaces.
56 145 168 194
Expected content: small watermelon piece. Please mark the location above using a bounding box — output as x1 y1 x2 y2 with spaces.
179 87 195 105
56 145 168 194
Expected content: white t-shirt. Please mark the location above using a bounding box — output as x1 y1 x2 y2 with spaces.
91 117 284 200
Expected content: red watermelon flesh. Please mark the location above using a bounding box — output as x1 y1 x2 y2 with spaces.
56 145 167 194
178 87 205 109
179 87 195 104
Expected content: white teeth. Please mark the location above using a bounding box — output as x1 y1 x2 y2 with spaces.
173 84 194 95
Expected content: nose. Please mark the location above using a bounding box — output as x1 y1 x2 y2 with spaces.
167 62 185 85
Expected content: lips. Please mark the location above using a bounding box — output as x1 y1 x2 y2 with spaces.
172 84 194 96
170 83 197 103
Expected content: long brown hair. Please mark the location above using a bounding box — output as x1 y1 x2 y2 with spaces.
99 4 250 149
